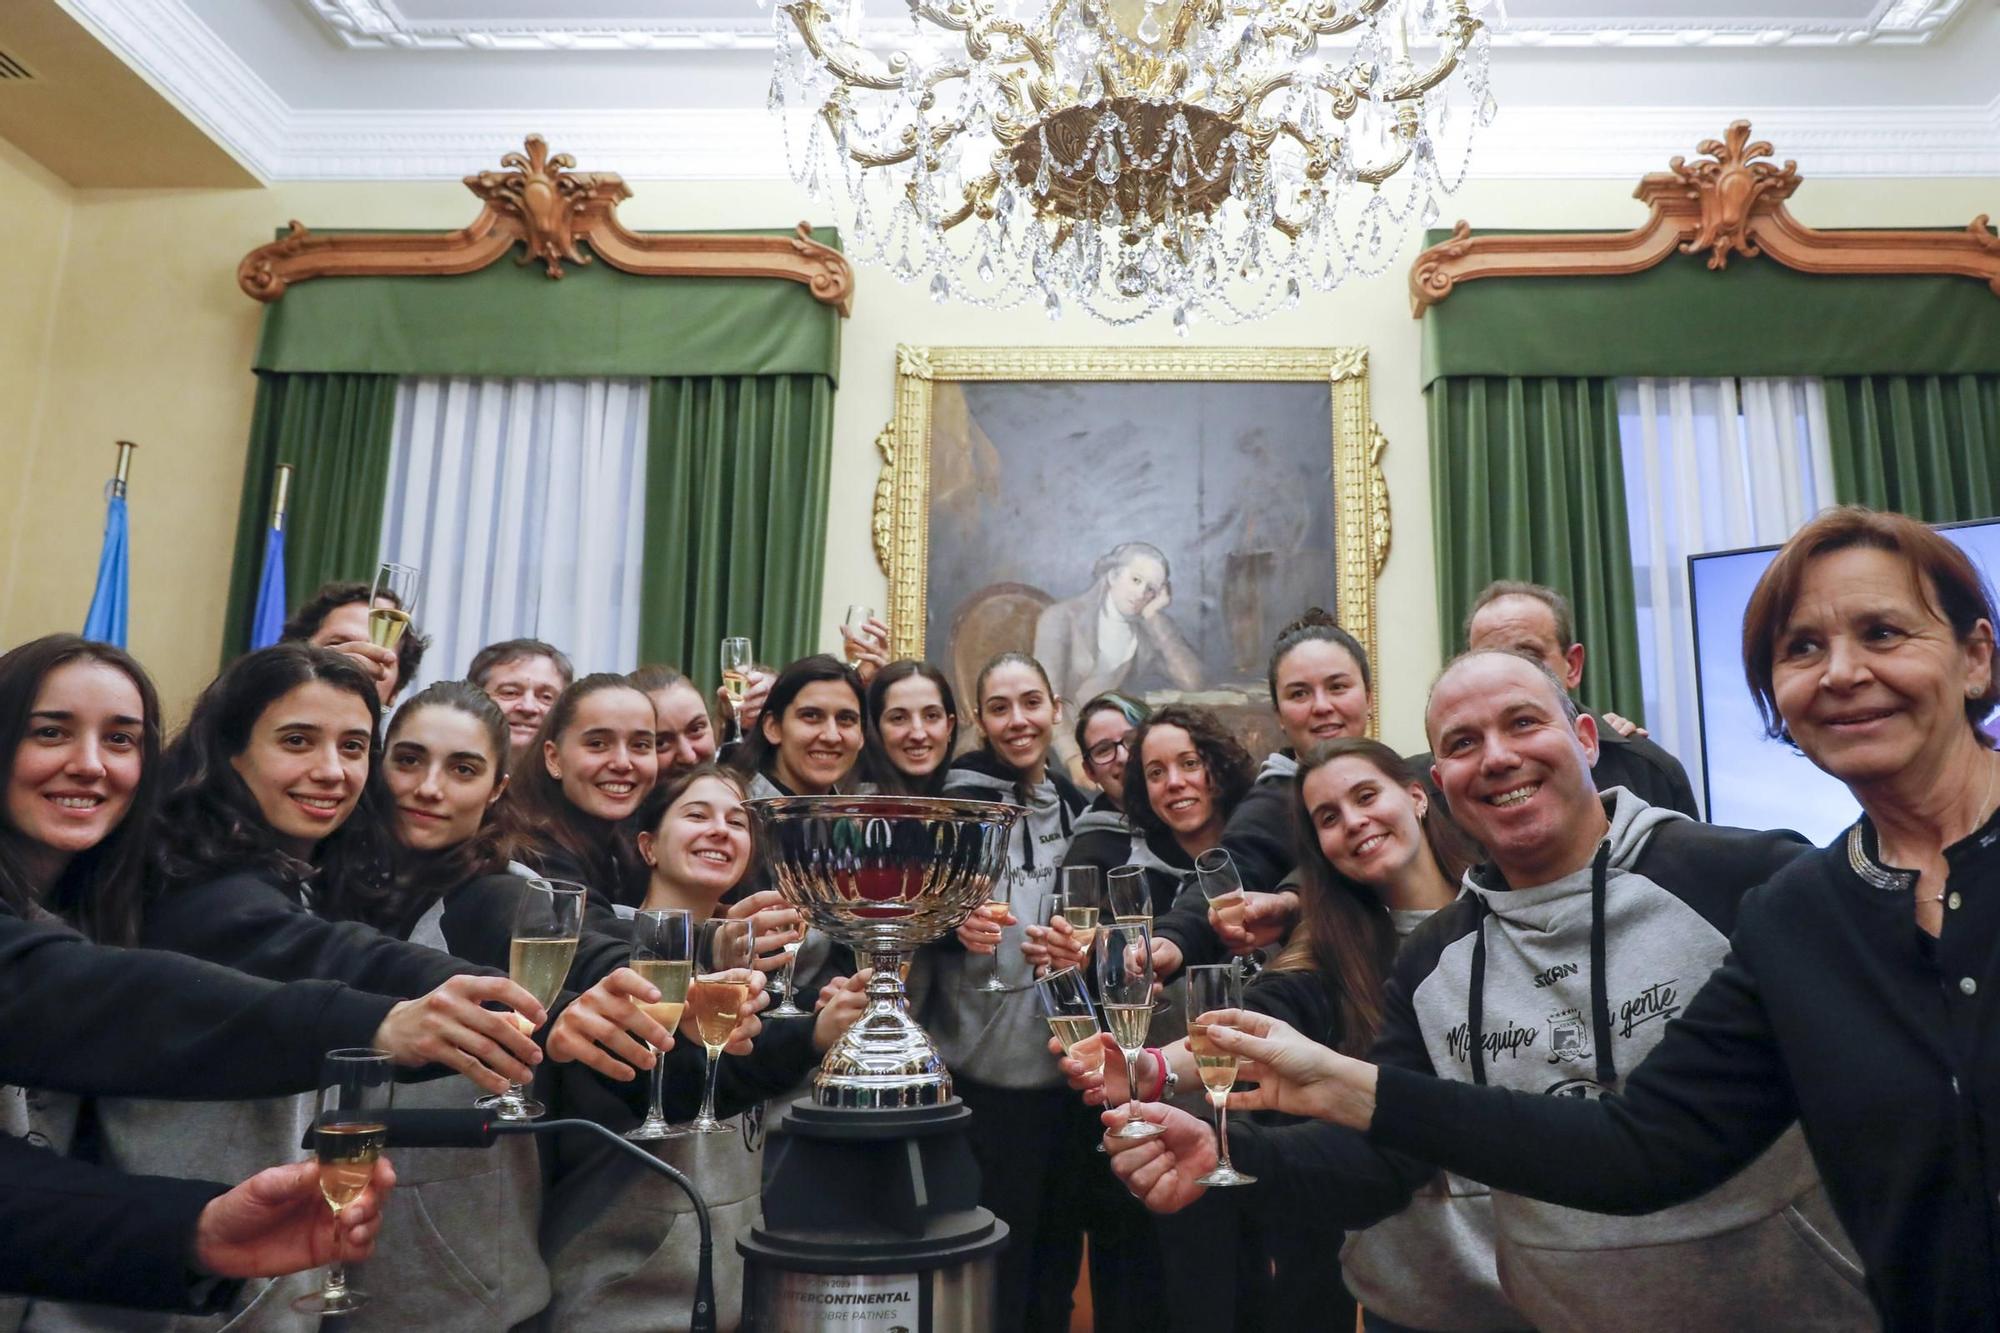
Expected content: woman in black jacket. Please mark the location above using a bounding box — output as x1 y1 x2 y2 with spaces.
1152 610 1374 978
498 671 661 912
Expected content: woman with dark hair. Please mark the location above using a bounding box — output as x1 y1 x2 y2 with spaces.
0 634 159 945
859 659 959 797
1057 692 1152 873
629 664 718 780
926 651 1092 1332
1152 608 1375 979
36 646 544 1332
545 762 862 1332
499 672 660 910
728 654 866 800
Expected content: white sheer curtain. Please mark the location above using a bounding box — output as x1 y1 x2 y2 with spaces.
1617 377 1837 815
380 377 651 693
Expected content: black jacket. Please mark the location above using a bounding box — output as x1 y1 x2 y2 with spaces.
0 905 398 1313
1364 813 2000 1332
140 868 489 996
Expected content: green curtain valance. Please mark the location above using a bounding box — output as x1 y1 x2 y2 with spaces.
1421 232 2000 387
253 228 843 382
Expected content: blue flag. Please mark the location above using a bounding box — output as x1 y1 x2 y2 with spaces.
249 524 288 650
82 489 130 647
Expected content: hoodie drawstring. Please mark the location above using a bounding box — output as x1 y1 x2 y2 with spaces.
1467 839 1617 1089
1016 785 1077 874
1589 839 1617 1088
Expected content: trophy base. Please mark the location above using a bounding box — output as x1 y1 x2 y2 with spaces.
814 987 952 1110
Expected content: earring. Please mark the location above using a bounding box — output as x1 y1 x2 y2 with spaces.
1415 801 1428 818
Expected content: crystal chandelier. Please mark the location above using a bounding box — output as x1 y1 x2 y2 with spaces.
771 0 1496 328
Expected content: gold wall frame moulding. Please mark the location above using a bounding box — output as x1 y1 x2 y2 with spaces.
870 344 1391 735
1409 119 2000 315
237 135 854 314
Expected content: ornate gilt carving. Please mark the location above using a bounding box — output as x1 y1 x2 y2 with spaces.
1668 121 1800 270
872 346 1389 733
238 135 855 314
1408 119 2000 313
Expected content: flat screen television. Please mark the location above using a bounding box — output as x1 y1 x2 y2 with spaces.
1689 516 2000 847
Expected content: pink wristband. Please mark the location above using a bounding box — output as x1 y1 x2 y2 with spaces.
1143 1047 1168 1101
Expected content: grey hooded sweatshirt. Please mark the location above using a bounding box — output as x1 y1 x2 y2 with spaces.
920 757 1083 1089
1233 789 1874 1333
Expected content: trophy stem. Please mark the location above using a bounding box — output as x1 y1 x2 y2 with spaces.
815 949 950 1109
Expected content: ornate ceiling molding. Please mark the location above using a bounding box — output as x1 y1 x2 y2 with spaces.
236 134 855 314
1409 119 2000 314
302 0 1969 50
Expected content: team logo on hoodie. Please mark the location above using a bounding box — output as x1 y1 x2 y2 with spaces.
1546 1007 1593 1066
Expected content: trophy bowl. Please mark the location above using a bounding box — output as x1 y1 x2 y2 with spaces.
744 794 1022 1109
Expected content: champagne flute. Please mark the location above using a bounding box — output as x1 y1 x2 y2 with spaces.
968 867 1016 993
626 908 693 1142
1107 864 1152 926
1056 866 1101 956
1186 964 1256 1186
1196 847 1247 940
1034 966 1101 1057
769 922 809 1019
720 636 754 730
476 877 583 1121
292 1048 393 1314
681 916 757 1134
1097 919 1163 1139
368 562 420 651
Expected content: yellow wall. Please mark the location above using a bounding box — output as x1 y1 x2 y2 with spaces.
2 165 1995 745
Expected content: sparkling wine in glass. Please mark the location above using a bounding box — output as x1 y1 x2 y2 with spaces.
368 562 420 651
681 916 757 1134
626 908 693 1142
1097 920 1163 1139
720 636 753 722
1034 966 1101 1056
293 1048 393 1314
1186 963 1256 1186
1057 866 1101 955
969 867 1017 993
1107 864 1152 926
476 877 583 1121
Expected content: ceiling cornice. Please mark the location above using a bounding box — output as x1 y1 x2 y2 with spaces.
302 0 1969 51
56 0 2000 183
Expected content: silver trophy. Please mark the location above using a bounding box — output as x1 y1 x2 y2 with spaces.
744 794 1021 1109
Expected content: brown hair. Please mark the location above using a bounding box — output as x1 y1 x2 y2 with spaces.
1743 506 2000 742
1120 704 1257 841
1267 607 1370 708
1272 738 1481 1055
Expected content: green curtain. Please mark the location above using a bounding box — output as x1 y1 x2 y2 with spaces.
1825 373 2000 522
1428 376 1646 722
220 373 398 661
638 374 835 687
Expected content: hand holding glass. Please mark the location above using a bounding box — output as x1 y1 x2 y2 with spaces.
1186 964 1256 1186
478 877 583 1121
720 637 754 721
1035 966 1102 1058
625 908 693 1141
1097 920 1163 1139
367 562 420 651
969 868 1016 993
1196 847 1247 941
682 916 758 1134
293 1048 393 1314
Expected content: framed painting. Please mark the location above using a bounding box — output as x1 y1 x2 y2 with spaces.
870 345 1391 772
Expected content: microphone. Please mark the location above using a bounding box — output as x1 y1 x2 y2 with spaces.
304 1108 717 1333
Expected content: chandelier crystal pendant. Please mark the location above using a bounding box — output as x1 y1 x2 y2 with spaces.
772 0 1496 328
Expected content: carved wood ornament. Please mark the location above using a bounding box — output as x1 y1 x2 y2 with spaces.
238 135 854 315
1409 120 2000 315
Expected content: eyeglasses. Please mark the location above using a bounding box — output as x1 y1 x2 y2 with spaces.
1085 736 1132 765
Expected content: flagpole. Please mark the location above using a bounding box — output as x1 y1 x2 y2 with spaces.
270 462 294 531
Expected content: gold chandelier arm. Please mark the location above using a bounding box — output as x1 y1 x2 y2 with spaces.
783 2 912 92
1380 32 1477 101
842 118 970 169
968 18 1057 80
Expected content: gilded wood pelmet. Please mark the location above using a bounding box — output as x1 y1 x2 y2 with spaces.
1409 120 2000 315
238 135 855 315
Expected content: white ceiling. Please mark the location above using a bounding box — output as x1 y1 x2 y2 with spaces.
53 0 2000 181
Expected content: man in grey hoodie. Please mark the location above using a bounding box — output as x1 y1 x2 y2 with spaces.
1107 650 1873 1332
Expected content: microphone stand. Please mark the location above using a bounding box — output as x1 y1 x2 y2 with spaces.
317 1110 717 1333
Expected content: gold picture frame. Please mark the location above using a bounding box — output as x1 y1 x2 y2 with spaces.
869 345 1391 734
